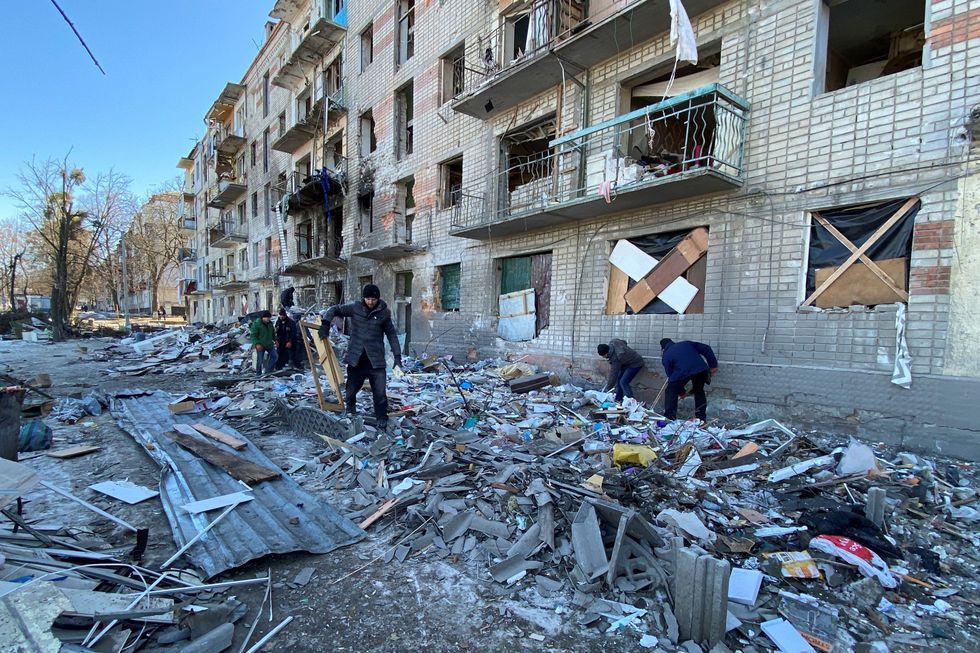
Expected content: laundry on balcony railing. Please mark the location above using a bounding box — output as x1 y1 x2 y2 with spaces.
282 163 347 215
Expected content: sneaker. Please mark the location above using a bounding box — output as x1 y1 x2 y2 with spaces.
376 421 389 434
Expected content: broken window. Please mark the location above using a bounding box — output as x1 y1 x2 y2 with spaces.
803 198 918 308
251 192 258 218
252 242 259 267
606 227 709 316
394 271 413 344
360 110 376 156
399 177 416 241
440 156 463 208
250 141 257 168
264 183 272 227
500 116 556 216
262 71 270 118
326 132 344 170
498 252 551 340
262 128 270 172
395 83 414 160
278 110 286 135
325 54 343 96
360 25 374 72
441 44 465 103
359 190 374 232
395 0 415 67
817 0 925 94
501 1 584 65
237 201 246 226
439 263 461 312
238 249 248 273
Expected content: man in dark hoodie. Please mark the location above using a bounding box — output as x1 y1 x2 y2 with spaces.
597 338 646 402
660 338 718 422
274 308 302 371
320 284 402 432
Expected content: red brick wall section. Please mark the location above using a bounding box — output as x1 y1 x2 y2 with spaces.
910 266 951 294
930 7 980 49
912 219 955 250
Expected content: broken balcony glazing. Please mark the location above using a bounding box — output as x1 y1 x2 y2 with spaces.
451 0 730 119
450 84 749 241
206 178 248 209
209 219 247 248
272 0 347 89
352 208 427 261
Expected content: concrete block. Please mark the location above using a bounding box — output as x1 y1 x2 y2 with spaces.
865 487 887 528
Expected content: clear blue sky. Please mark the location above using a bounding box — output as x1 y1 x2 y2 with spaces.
0 1 276 217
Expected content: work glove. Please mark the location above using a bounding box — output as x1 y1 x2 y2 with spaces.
318 320 330 340
393 357 403 370
255 344 263 352
285 341 293 349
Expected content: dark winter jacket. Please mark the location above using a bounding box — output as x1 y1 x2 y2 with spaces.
275 315 299 346
249 319 276 349
603 339 646 391
661 340 718 383
321 300 401 368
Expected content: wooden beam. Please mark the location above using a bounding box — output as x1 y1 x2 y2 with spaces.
299 320 328 411
605 266 628 314
359 498 399 530
300 320 345 412
812 213 909 302
802 198 918 307
167 431 280 485
188 423 247 451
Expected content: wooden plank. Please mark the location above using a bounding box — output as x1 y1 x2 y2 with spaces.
802 197 918 306
531 252 552 333
167 431 280 485
685 255 707 314
625 227 709 312
300 320 345 412
47 445 101 459
814 257 907 308
605 266 629 314
299 320 328 411
359 498 399 530
813 214 909 302
190 423 247 451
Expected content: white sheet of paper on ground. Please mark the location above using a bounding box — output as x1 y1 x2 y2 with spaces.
609 240 658 281
89 481 159 505
728 568 763 605
659 276 699 313
181 491 254 514
761 618 817 653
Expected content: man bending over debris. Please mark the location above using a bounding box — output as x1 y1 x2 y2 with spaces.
320 284 402 432
660 338 718 422
598 338 646 402
250 310 277 377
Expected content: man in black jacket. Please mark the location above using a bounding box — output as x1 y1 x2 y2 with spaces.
320 284 402 431
598 338 646 402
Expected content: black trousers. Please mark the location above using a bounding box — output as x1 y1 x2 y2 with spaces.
345 353 388 425
664 370 710 421
275 342 304 370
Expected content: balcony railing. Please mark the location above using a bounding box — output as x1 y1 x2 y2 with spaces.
209 219 248 248
353 209 428 261
452 0 729 119
451 84 749 240
176 248 197 262
215 123 246 155
283 162 347 212
212 272 250 291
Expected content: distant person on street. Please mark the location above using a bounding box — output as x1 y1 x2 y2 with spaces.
280 286 295 309
157 306 166 320
598 339 646 402
319 284 401 432
249 310 277 376
274 308 303 371
660 338 719 422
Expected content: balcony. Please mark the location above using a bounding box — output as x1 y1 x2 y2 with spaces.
206 82 245 122
212 272 250 292
284 164 346 212
209 220 248 248
327 85 347 113
215 124 246 155
207 177 248 209
271 1 347 89
176 248 197 262
452 0 729 119
281 236 345 275
272 93 325 153
451 84 749 240
353 213 425 261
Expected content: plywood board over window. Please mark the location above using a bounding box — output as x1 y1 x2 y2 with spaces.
499 252 552 339
607 227 709 315
804 198 918 308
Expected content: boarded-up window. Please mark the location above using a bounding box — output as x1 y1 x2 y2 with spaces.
804 198 918 308
499 252 551 336
439 263 461 311
606 227 708 315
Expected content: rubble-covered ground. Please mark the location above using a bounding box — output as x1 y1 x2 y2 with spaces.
1 331 978 653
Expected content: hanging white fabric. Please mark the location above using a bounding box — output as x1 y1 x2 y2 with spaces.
669 0 699 65
525 0 550 55
891 302 912 389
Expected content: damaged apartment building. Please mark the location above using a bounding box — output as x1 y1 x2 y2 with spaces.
176 0 980 458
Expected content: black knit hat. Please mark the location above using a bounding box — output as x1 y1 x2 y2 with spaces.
597 344 610 356
362 284 381 299
660 338 674 350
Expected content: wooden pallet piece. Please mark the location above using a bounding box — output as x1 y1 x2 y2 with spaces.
625 227 709 312
47 445 101 459
299 320 344 412
190 423 247 451
167 431 280 485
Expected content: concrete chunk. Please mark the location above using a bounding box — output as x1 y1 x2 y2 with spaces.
571 502 609 580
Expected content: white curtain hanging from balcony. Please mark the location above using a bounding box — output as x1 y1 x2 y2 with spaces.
632 67 719 98
525 0 550 54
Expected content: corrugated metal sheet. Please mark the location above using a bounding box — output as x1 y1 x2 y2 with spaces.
111 392 363 579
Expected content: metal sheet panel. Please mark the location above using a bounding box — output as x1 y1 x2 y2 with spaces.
111 393 363 579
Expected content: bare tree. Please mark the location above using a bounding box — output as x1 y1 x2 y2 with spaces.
4 155 132 339
126 192 183 314
0 217 29 311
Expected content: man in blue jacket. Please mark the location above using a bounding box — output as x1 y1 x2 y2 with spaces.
660 338 719 422
320 284 402 432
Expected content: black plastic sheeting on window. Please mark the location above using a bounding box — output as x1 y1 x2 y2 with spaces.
624 228 698 315
806 198 919 296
